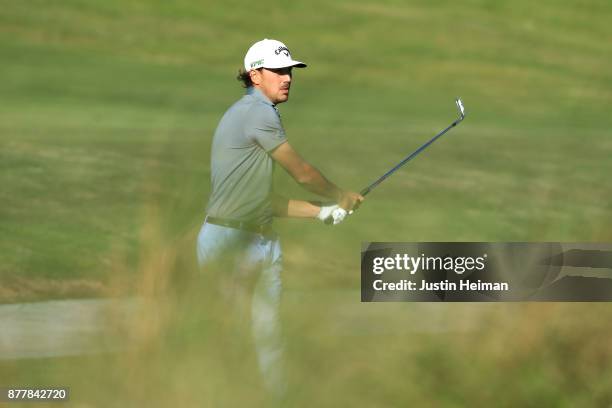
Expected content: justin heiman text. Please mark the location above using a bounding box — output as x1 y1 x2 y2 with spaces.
372 279 509 291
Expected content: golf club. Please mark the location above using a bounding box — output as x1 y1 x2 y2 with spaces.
360 98 467 197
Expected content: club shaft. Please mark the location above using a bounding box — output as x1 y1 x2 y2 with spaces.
360 118 462 196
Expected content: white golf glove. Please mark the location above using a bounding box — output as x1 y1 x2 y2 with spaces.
317 204 348 225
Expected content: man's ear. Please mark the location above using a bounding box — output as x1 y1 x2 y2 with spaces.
250 69 262 86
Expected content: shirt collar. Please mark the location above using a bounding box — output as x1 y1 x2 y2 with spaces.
246 86 275 107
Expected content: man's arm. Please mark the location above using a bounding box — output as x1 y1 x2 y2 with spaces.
270 141 363 210
271 195 321 218
271 195 347 225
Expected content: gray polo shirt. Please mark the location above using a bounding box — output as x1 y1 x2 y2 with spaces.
206 87 287 225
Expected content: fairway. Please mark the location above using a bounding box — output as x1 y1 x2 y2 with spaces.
1 0 612 406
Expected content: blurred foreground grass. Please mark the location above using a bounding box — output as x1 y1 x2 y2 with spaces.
3 278 612 406
1 0 612 406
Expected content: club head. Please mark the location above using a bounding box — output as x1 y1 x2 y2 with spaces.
455 98 466 120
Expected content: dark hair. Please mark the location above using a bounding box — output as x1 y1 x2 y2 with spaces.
237 68 254 88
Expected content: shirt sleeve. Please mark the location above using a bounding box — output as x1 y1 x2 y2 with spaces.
244 103 287 152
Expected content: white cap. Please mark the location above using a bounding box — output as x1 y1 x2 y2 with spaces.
243 39 307 72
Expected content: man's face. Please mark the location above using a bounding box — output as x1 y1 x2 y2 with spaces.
250 67 293 104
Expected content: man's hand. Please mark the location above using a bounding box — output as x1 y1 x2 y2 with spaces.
338 191 364 212
317 204 348 225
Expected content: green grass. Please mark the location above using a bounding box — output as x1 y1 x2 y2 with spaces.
1 0 612 406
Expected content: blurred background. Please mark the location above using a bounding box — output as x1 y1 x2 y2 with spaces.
1 0 611 406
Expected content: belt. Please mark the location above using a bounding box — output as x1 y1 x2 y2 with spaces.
205 216 273 235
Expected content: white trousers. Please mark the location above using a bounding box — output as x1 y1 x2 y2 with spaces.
196 221 285 397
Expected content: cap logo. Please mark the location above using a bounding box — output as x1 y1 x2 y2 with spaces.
250 59 264 68
274 46 290 57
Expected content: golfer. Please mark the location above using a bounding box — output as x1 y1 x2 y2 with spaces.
196 38 363 397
